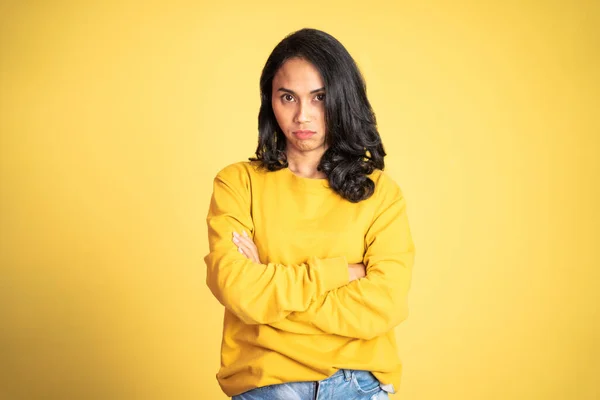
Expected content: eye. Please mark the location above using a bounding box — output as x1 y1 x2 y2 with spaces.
315 93 326 101
281 94 295 102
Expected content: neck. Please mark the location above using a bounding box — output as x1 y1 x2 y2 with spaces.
286 147 327 179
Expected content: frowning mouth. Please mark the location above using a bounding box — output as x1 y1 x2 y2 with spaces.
293 130 316 139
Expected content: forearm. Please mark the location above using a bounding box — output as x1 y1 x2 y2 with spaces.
270 194 416 339
206 247 349 325
206 172 350 325
268 254 413 340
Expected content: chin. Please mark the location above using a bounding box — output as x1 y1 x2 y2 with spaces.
299 143 326 153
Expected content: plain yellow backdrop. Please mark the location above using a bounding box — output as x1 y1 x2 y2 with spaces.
1 0 598 399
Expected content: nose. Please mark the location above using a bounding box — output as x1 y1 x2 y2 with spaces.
295 101 311 124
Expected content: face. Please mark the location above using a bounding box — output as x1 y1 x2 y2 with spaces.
271 57 327 157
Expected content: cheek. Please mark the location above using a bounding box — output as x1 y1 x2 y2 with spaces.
317 108 326 128
271 101 281 116
272 104 289 126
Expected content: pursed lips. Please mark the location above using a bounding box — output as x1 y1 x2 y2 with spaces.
292 130 316 139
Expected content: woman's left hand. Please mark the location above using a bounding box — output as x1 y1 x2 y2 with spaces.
232 230 262 263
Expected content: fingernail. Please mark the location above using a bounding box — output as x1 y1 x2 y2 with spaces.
238 247 243 254
243 230 249 237
233 237 239 243
233 232 239 237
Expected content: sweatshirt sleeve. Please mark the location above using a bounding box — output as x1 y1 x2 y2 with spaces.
204 164 349 325
269 176 415 340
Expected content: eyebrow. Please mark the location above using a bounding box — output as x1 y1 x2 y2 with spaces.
277 87 325 95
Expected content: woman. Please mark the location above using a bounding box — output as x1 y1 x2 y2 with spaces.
205 28 415 399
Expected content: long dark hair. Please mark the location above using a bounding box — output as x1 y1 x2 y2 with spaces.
249 28 386 203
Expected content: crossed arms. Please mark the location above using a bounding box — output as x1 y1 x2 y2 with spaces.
204 170 415 340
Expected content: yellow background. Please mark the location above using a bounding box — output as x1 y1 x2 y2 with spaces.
1 1 598 399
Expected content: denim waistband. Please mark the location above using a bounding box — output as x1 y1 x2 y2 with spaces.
326 369 352 381
326 369 394 394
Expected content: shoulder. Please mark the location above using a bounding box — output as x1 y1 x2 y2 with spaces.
368 169 404 201
214 160 264 183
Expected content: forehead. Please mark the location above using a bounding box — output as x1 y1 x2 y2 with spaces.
272 58 324 91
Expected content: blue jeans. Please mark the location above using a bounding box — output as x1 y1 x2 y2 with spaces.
232 369 391 400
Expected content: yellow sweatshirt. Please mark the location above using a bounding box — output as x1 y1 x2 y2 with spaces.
204 161 415 397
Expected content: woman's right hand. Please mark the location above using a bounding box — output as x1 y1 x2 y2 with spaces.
348 263 366 282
